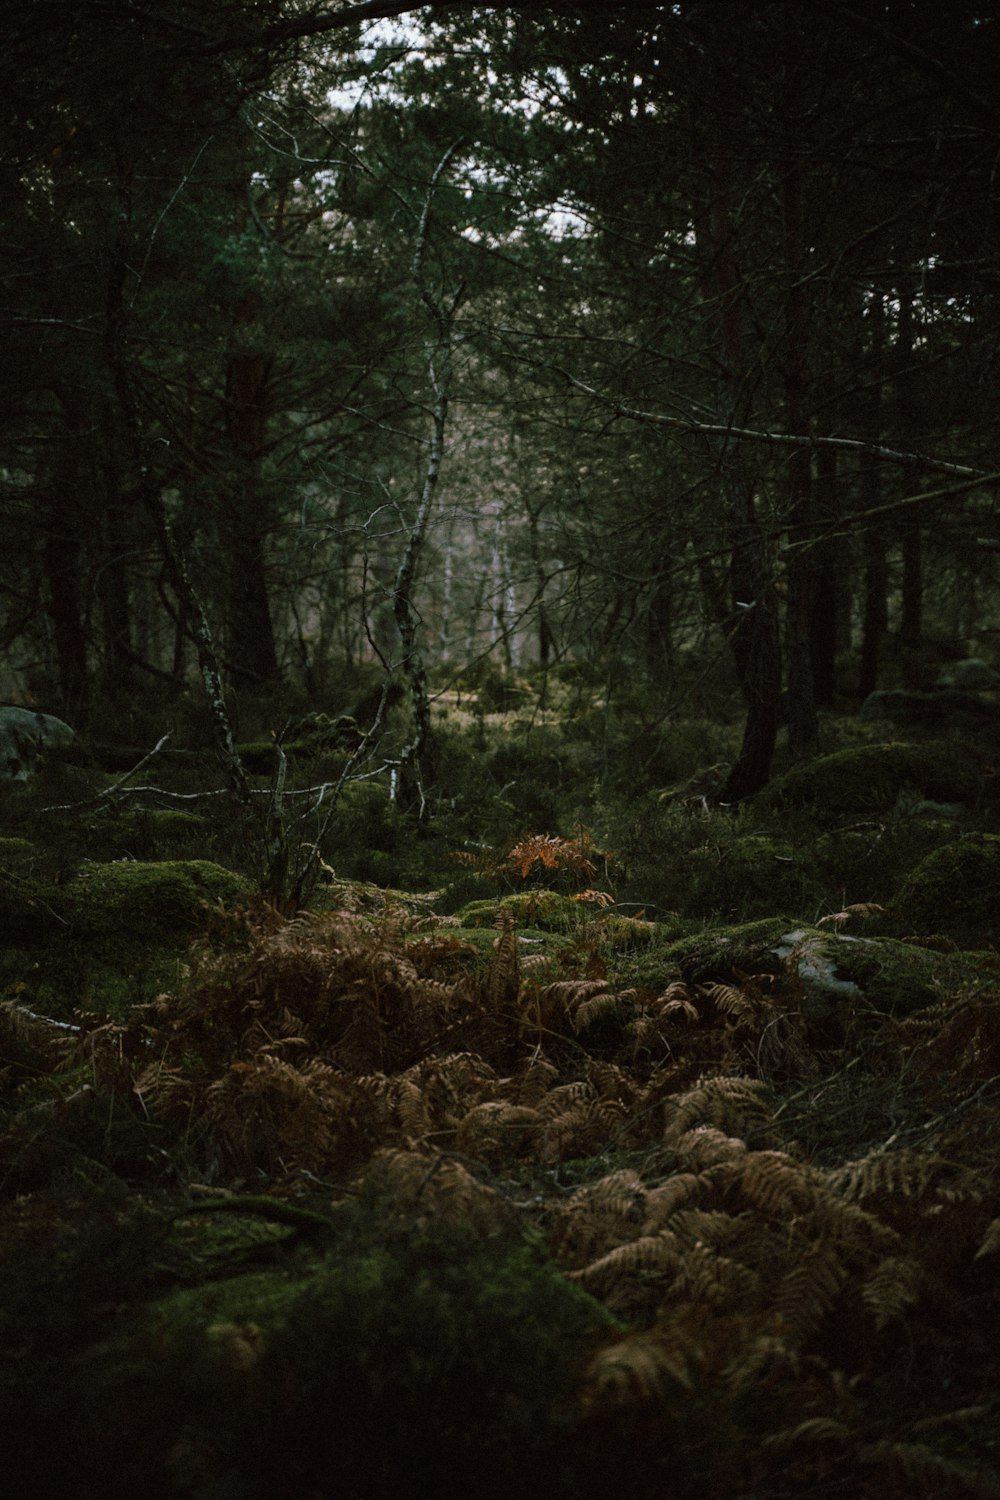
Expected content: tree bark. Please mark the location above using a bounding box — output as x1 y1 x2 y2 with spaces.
809 426 840 706
782 157 818 756
224 345 281 688
859 289 887 699
42 412 90 720
895 271 923 650
695 163 782 802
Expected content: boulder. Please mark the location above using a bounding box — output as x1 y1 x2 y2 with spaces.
936 658 1000 692
896 834 1000 946
760 741 986 818
658 918 994 1029
858 689 998 727
0 706 75 780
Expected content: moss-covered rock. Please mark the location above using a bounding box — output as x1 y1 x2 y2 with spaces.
826 933 993 1013
65 859 251 938
457 890 583 932
896 834 1000 945
657 917 994 1024
10 1204 621 1499
761 741 988 818
659 916 799 984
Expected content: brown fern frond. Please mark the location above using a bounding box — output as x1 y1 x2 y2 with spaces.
861 1256 924 1330
570 1232 682 1292
723 1333 798 1394
510 1054 560 1107
862 1441 1000 1498
665 1075 770 1142
818 903 887 930
727 1150 815 1217
574 992 627 1032
483 911 520 1009
830 1150 988 1212
394 1078 431 1142
702 981 755 1019
669 1242 760 1310
582 1330 697 1406
776 1243 849 1344
643 1173 705 1228
454 1101 542 1163
537 1081 594 1117
363 1149 503 1232
504 831 599 883
666 1208 746 1249
519 952 553 976
674 1126 749 1171
572 887 615 907
761 1417 855 1452
975 1217 1000 1259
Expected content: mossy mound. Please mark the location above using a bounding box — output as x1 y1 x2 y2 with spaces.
0 869 66 945
65 859 251 938
0 836 41 870
761 741 988 817
659 917 799 984
7 1203 620 1499
658 918 992 1020
678 831 819 919
457 890 583 932
897 834 1000 945
825 933 994 1014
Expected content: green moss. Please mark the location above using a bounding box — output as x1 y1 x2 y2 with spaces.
596 797 820 921
896 834 1000 945
0 868 67 946
822 933 993 1015
65 859 251 938
591 912 659 951
457 889 583 932
658 916 799 984
8 1202 621 1499
457 923 572 968
0 835 41 868
761 741 986 817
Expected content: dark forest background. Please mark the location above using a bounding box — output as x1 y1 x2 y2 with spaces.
1 6 1000 1498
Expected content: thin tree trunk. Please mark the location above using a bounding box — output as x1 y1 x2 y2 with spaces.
392 140 462 815
783 157 817 756
859 290 887 699
895 271 923 650
224 345 281 688
810 429 840 705
43 396 91 719
696 164 782 802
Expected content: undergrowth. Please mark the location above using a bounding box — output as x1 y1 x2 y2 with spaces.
2 895 999 1496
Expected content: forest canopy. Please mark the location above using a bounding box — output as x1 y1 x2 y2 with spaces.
3 0 998 800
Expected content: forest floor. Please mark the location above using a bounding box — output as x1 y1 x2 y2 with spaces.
1 672 999 1498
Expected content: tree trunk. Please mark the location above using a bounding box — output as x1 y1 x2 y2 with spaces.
42 450 90 720
809 431 840 706
859 290 887 699
695 159 782 802
224 346 280 688
782 157 818 755
895 272 923 650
